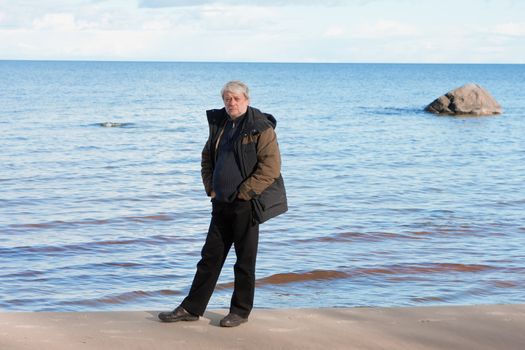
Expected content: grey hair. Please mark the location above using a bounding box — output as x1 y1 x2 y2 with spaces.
221 80 250 100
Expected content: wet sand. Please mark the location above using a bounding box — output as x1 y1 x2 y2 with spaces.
1 304 524 350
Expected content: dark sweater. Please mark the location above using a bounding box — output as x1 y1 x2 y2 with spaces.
212 114 246 203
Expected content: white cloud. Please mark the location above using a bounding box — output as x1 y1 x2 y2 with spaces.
139 0 208 7
352 20 418 39
141 19 173 31
32 13 77 31
475 45 506 54
0 28 163 60
138 0 346 8
493 22 525 36
324 26 345 38
196 5 278 31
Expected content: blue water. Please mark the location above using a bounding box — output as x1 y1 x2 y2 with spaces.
1 61 524 311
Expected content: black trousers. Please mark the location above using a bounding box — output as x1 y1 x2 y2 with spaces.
181 200 259 318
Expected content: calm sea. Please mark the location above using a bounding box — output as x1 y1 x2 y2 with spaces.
1 61 524 311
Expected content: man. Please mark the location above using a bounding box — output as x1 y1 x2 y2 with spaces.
159 81 287 327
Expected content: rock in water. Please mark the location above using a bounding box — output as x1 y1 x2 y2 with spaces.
425 83 502 116
99 122 130 127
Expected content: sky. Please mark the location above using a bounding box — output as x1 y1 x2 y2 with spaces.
0 0 524 63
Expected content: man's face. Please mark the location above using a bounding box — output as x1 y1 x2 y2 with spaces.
223 91 249 119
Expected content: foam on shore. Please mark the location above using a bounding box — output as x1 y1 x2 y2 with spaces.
1 304 524 350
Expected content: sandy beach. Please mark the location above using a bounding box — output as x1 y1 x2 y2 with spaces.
1 304 524 350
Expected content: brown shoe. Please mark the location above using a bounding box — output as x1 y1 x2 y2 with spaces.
158 306 199 322
219 313 248 327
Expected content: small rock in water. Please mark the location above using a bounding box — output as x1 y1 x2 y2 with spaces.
425 83 502 116
99 122 128 127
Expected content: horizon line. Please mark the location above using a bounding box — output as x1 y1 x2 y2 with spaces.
0 58 523 65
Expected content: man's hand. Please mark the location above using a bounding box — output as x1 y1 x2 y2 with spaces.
237 191 251 201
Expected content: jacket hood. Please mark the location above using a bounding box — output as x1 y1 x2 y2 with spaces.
247 106 277 131
264 113 277 129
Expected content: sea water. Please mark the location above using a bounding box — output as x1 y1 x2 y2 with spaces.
1 61 524 311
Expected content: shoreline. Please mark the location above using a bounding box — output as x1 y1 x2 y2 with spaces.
1 304 524 349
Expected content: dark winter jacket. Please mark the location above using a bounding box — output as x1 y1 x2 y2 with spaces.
201 106 287 223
